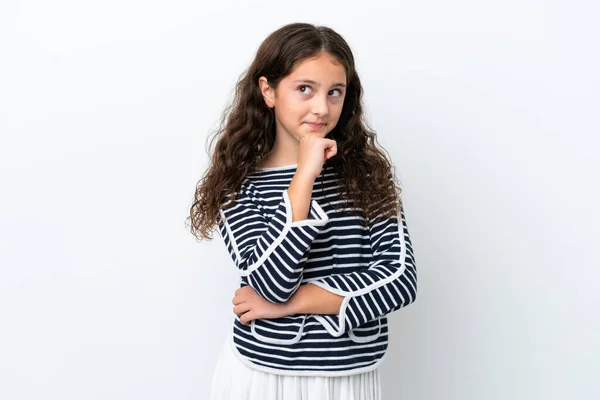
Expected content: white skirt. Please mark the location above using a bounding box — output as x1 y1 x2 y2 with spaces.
209 335 382 400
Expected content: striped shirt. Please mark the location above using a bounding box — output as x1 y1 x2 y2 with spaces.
217 163 417 377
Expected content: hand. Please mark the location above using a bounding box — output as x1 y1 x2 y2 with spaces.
232 286 291 325
296 135 337 180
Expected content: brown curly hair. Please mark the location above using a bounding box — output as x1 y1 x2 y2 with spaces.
187 22 403 241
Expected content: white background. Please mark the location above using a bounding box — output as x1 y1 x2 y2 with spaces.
1 1 599 399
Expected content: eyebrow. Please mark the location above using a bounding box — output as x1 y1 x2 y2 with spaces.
292 79 346 88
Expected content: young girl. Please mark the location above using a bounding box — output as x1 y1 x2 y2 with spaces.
188 22 417 400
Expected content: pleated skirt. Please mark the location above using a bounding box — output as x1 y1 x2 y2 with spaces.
209 334 382 400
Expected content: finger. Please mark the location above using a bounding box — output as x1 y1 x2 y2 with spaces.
233 302 252 316
326 140 337 152
232 295 246 306
324 138 337 147
237 286 254 296
240 310 256 325
233 286 254 305
235 286 248 295
325 145 337 159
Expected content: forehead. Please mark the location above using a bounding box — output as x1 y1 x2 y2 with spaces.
285 53 347 84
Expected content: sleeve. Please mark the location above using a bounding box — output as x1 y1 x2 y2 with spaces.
217 185 329 304
309 203 417 337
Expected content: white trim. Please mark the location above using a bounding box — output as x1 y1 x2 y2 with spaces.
311 209 408 336
310 209 406 298
233 329 387 350
223 189 328 277
250 314 308 345
255 163 299 171
219 208 240 261
287 190 330 227
228 330 388 377
312 295 351 337
348 318 382 343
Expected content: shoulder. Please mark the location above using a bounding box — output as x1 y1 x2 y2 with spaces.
219 177 264 214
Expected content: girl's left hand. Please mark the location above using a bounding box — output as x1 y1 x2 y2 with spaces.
232 286 291 325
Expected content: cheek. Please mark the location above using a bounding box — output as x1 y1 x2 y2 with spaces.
281 99 307 120
332 101 345 119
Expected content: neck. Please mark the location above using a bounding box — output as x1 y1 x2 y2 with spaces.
260 125 300 167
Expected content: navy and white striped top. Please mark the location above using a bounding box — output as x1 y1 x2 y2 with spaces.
217 163 417 376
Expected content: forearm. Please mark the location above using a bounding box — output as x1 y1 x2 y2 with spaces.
285 283 344 315
288 171 315 222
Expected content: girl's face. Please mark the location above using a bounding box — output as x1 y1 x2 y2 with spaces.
259 52 347 142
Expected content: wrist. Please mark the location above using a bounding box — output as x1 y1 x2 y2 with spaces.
294 167 317 182
285 287 304 315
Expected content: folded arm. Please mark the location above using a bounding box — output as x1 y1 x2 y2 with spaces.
218 180 329 304
306 204 417 336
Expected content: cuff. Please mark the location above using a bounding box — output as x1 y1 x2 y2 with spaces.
283 189 329 228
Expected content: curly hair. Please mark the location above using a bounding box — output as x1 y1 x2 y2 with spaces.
187 22 403 241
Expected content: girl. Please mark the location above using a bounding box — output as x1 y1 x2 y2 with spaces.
188 22 417 400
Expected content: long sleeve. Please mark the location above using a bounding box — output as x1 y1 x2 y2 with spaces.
310 204 417 337
217 185 329 304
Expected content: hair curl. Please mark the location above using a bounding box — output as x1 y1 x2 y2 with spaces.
187 22 403 241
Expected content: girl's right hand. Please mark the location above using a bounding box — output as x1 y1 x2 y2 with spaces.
296 135 337 180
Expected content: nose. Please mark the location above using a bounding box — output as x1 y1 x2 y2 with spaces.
310 92 329 118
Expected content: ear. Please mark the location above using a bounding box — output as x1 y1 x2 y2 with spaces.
258 76 275 108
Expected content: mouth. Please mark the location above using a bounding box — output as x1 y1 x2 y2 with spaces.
305 122 326 129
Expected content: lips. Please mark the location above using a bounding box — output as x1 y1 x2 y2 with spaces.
305 122 325 129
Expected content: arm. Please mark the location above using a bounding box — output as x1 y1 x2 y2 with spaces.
309 203 417 337
218 173 328 304
232 281 343 325
286 282 344 315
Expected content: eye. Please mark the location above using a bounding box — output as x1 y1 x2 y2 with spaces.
298 85 312 94
329 88 343 97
